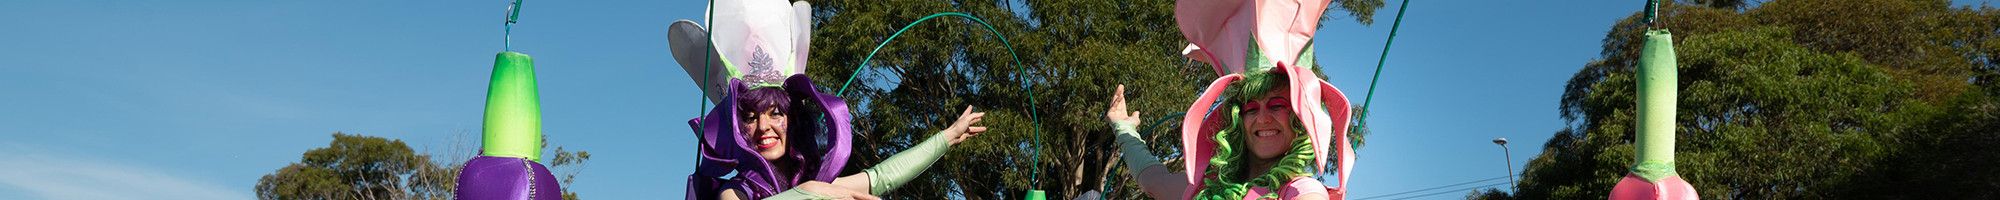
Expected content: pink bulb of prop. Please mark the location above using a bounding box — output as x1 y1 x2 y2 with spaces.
1609 174 1698 200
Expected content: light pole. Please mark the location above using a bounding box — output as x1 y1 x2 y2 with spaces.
1493 137 1517 193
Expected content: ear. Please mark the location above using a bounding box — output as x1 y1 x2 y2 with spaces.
669 20 730 103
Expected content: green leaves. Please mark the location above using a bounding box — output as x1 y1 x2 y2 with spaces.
256 132 592 200
1495 1 2000 199
1331 0 1387 25
258 132 435 200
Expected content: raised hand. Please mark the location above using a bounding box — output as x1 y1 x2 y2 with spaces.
1105 85 1141 127
944 106 987 145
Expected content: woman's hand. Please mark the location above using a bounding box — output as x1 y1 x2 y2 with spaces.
943 106 987 145
1105 85 1142 127
797 181 881 200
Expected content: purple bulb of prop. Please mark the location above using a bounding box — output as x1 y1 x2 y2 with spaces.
457 156 563 200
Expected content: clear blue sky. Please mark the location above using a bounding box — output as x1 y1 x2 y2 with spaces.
4 0 1990 200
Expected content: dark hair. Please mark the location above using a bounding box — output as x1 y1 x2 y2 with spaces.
734 86 826 189
738 87 792 114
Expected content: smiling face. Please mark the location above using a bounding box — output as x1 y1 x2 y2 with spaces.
1240 83 1296 160
736 87 794 162
740 107 789 161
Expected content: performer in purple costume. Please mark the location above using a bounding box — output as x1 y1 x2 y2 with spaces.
670 1 992 199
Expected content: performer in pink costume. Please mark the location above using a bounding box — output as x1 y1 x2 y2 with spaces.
1103 0 1355 199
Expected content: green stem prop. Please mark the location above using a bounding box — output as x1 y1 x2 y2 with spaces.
1632 29 1678 181
482 51 543 160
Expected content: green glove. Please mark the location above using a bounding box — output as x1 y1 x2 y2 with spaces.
765 188 839 200
863 131 953 194
1111 120 1161 171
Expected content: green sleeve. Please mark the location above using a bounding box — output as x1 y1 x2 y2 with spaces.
764 188 839 200
1112 120 1162 172
862 131 953 194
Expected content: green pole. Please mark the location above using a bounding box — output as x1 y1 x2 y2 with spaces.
1351 1 1412 159
1358 0 1411 122
482 51 544 161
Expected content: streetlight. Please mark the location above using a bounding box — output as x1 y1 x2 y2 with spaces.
1493 137 1516 193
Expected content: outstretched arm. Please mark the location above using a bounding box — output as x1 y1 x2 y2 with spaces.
718 182 881 200
1107 85 1189 199
829 106 988 195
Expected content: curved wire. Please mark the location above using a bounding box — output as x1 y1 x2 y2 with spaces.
1141 112 1189 136
835 12 1026 95
831 12 1047 188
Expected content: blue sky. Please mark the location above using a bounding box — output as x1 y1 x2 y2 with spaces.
3 0 1991 200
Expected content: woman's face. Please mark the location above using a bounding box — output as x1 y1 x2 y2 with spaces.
1240 84 1296 160
740 107 789 161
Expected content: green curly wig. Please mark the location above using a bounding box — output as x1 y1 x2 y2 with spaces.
1193 69 1318 200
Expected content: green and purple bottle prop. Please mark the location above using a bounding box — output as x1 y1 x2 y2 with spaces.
456 52 563 200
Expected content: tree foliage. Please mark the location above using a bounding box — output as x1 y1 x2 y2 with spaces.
805 0 1381 199
256 132 446 200
255 132 592 200
1475 0 2000 199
